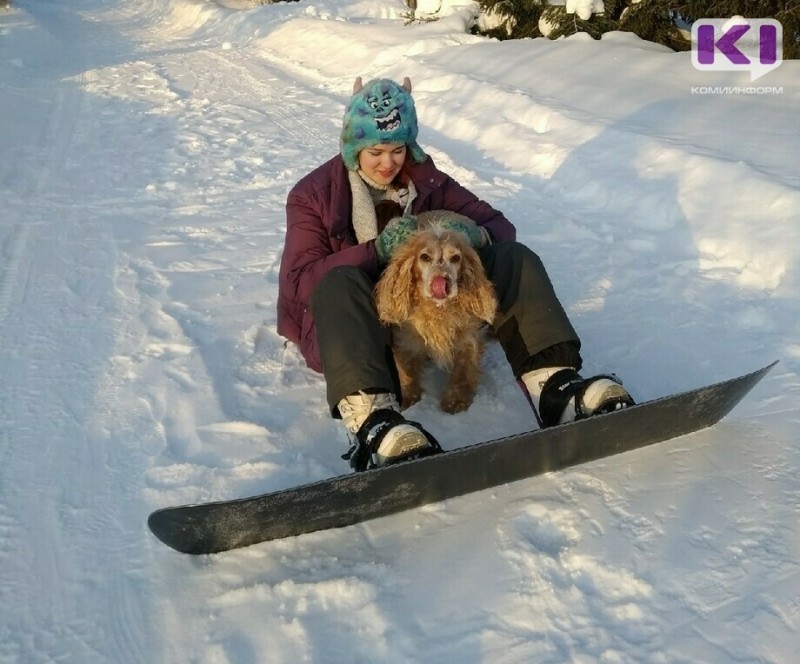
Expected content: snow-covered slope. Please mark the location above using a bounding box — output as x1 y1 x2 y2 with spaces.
1 0 798 661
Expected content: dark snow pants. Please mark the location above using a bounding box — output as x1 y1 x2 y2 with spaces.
310 241 582 416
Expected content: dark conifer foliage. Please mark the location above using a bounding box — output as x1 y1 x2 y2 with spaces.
473 0 799 58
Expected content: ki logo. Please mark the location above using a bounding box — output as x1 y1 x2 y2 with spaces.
691 17 783 81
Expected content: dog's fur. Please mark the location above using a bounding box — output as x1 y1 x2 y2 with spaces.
374 221 498 413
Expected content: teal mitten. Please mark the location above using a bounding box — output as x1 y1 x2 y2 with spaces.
438 216 488 249
375 215 418 263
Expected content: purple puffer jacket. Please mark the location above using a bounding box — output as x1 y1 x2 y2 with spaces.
277 154 517 373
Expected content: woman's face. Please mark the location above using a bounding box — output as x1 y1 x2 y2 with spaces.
357 143 407 186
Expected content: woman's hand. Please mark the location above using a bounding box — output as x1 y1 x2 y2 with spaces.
375 215 418 264
436 216 490 249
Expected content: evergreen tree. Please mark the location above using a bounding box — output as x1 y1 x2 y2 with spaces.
474 0 800 59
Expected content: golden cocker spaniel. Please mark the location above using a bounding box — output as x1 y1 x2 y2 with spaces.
374 218 498 414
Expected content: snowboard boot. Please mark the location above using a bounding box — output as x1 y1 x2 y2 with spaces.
338 391 442 471
522 367 635 428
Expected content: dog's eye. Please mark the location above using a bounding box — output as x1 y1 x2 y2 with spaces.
420 252 431 263
449 254 462 264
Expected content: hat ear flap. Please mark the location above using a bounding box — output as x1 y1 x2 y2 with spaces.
352 77 363 94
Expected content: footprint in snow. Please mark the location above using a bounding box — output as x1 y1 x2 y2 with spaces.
496 502 662 654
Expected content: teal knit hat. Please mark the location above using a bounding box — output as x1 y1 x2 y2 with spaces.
340 77 427 171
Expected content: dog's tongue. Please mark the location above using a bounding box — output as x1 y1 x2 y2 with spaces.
431 275 448 300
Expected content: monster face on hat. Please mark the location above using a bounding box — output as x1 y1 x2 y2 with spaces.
340 77 427 171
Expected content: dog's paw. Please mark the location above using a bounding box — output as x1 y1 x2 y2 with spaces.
401 389 422 410
440 392 473 414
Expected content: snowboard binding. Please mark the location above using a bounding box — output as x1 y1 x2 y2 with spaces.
342 408 443 472
537 369 635 428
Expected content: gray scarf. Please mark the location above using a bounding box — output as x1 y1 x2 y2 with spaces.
348 170 417 243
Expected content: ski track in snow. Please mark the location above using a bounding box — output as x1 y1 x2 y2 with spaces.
1 0 799 662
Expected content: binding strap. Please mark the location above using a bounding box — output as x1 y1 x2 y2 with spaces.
538 369 633 428
342 409 442 472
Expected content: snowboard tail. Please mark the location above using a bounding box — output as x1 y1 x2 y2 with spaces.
148 362 776 554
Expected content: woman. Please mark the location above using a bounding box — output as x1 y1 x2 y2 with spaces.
277 77 633 471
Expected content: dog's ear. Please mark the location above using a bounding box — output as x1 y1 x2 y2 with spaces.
374 237 419 324
460 246 498 324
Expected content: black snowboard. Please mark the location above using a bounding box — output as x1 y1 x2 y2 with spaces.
148 362 776 554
